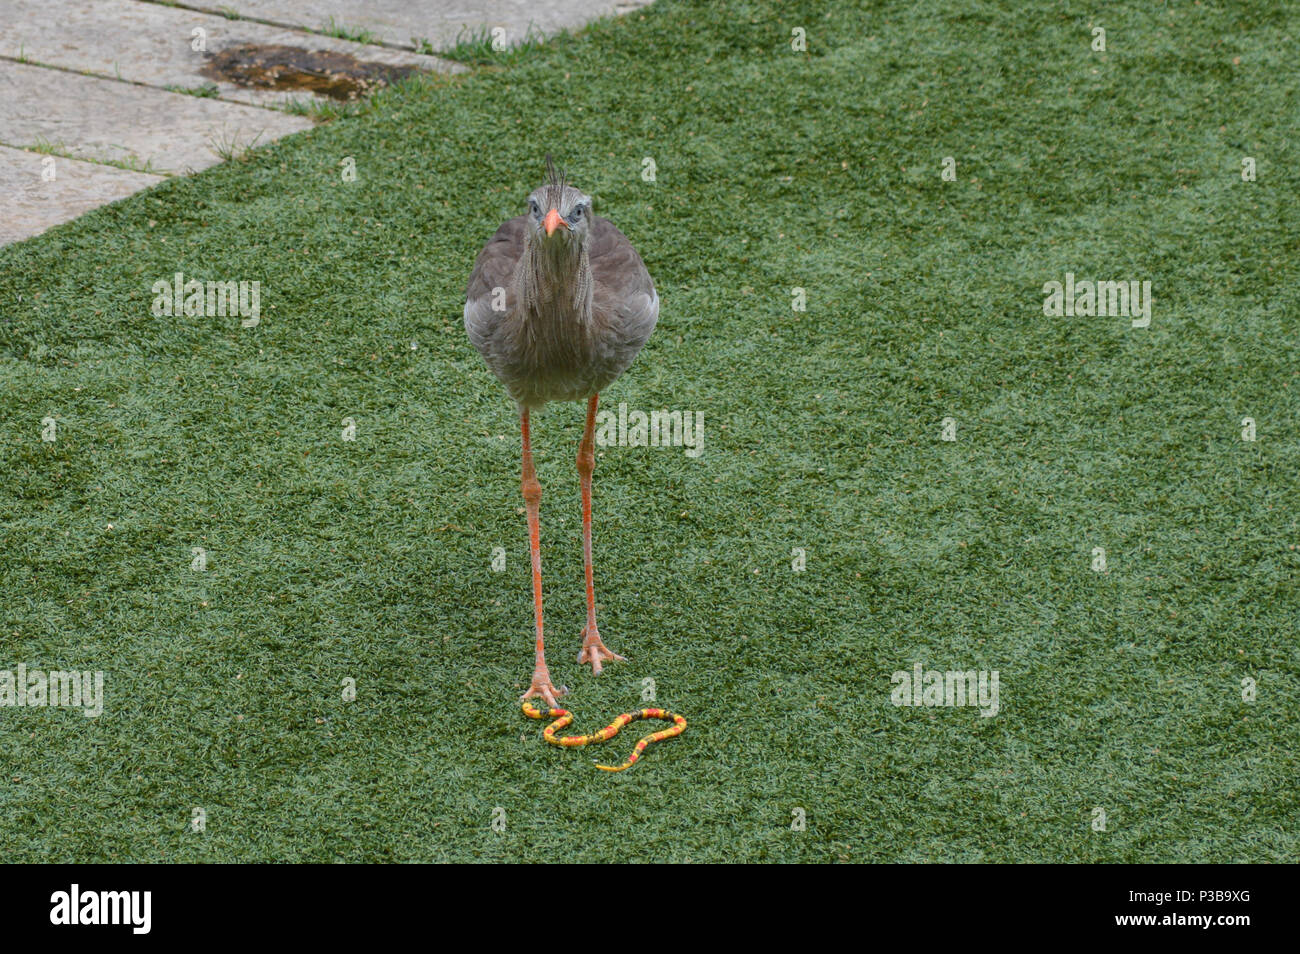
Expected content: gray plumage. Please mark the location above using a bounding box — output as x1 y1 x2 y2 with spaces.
464 161 658 408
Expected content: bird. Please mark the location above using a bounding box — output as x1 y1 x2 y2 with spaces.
464 158 658 709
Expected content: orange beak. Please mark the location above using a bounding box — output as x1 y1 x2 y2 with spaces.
543 207 567 236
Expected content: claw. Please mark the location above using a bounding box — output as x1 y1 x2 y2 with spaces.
577 625 626 676
521 668 567 709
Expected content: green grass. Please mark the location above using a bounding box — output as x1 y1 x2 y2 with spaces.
1 0 1297 863
278 94 370 123
321 16 380 46
27 137 165 176
440 24 550 66
164 82 221 99
206 126 265 164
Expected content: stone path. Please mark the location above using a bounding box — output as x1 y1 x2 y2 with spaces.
183 0 651 51
0 144 165 247
0 0 649 247
0 59 314 174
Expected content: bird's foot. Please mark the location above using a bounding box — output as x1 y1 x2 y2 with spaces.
577 624 626 676
521 665 567 709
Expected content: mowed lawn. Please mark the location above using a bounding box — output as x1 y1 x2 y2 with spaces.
1 0 1296 862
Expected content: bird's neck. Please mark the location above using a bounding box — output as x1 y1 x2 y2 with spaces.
518 237 593 329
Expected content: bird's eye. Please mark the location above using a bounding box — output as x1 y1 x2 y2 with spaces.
570 205 584 220
529 200 540 217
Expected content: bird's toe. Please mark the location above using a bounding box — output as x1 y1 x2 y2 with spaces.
578 627 627 675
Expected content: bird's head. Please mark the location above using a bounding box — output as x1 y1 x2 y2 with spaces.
526 156 592 251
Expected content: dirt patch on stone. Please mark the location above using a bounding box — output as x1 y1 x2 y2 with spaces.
201 45 422 100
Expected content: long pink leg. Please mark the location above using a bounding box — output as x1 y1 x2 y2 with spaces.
519 408 564 706
576 394 625 675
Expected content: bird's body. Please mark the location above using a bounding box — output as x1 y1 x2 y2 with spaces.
465 213 657 407
464 159 657 706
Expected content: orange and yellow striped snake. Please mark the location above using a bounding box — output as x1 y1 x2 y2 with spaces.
522 701 687 772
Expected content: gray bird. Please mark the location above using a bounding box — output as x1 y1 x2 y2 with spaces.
465 158 658 708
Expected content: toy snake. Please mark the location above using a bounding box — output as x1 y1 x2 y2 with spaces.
522 701 686 772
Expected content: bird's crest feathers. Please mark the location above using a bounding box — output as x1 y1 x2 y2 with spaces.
544 154 568 210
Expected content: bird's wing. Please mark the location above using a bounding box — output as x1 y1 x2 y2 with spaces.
464 215 527 353
589 216 658 360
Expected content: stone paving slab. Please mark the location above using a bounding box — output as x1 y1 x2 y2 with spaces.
0 0 464 108
0 144 166 246
0 59 314 174
184 0 653 51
